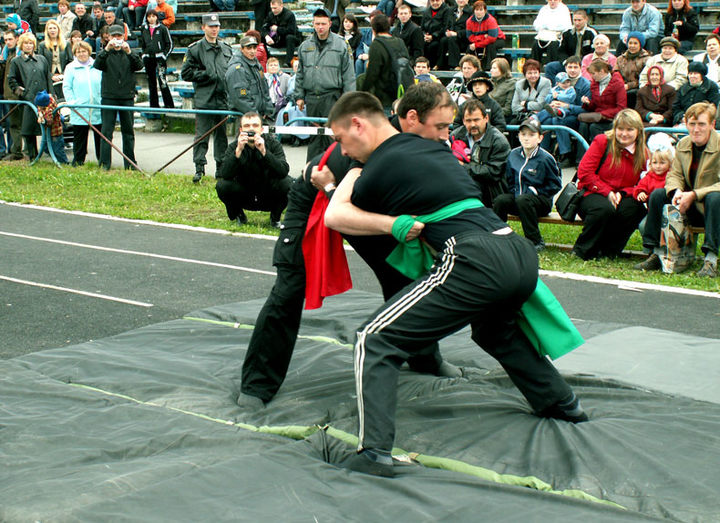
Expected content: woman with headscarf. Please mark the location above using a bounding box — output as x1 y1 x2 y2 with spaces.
664 0 699 55
636 64 676 127
671 61 720 126
7 32 52 159
580 34 616 80
614 31 652 108
573 109 648 260
38 19 73 96
62 40 102 165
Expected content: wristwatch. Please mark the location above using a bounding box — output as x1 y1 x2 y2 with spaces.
324 182 336 193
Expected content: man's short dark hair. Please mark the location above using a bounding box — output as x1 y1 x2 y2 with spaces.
587 59 611 73
327 92 386 127
241 111 262 123
463 99 487 118
564 55 581 65
573 9 588 18
396 83 455 123
370 13 390 34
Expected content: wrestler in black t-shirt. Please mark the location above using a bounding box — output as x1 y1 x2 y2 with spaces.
352 133 508 249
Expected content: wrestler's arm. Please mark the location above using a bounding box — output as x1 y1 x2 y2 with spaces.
323 167 397 236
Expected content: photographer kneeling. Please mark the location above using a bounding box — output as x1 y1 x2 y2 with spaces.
216 112 291 228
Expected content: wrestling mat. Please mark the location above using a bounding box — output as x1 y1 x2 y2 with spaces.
2 291 719 522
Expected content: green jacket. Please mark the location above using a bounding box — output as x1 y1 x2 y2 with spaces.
181 38 233 109
225 51 273 117
294 32 355 99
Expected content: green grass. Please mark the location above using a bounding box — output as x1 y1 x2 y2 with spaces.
1 160 718 294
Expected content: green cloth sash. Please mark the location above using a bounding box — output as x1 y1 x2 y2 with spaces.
387 198 484 279
385 199 583 360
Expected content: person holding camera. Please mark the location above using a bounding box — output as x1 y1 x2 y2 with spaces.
216 111 291 228
93 24 143 170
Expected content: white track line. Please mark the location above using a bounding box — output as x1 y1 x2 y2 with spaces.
0 200 357 251
0 231 276 276
540 269 720 299
3 201 718 297
0 275 153 307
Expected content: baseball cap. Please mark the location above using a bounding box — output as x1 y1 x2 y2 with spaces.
518 117 542 134
108 24 124 36
313 7 331 18
240 35 258 47
202 13 221 26
555 72 570 84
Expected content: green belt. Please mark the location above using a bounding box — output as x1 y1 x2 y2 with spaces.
385 199 583 360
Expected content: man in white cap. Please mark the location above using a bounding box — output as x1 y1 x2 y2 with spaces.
181 13 233 183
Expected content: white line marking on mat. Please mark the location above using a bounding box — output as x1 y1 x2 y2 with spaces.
540 270 720 299
0 275 153 307
0 231 276 276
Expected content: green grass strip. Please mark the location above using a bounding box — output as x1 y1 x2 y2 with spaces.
66 382 624 510
182 315 354 349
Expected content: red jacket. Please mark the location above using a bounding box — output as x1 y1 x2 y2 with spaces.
583 71 626 120
633 169 667 200
466 12 505 49
578 133 645 197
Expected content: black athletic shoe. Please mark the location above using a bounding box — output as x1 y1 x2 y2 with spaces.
339 449 394 477
192 171 204 183
235 210 248 225
538 393 589 423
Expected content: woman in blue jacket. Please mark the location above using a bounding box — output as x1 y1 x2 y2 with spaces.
62 41 102 166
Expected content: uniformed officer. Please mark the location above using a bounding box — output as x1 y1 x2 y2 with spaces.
181 13 233 183
225 35 274 120
294 7 355 161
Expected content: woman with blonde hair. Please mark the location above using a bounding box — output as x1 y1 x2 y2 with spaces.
7 32 53 159
39 19 73 91
572 108 649 259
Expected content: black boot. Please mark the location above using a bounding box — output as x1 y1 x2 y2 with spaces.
193 165 204 183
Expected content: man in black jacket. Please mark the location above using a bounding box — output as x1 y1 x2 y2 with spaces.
451 98 511 207
72 3 94 42
181 13 233 183
216 112 291 227
391 5 423 62
261 0 300 67
420 0 452 68
439 0 472 70
14 0 39 34
93 24 143 170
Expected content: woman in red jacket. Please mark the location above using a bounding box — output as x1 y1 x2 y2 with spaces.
466 1 505 70
579 59 627 143
572 108 648 260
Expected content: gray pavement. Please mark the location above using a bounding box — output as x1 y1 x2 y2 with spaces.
1 202 718 362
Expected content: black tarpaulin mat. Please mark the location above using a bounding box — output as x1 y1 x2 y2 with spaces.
2 291 719 522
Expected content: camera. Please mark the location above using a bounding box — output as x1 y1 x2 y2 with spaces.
246 130 256 143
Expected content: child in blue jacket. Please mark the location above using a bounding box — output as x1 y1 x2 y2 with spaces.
492 118 562 250
536 72 576 123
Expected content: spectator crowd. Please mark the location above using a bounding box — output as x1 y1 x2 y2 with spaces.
0 0 719 276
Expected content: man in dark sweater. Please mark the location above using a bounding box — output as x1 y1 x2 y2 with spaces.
324 91 586 477
361 14 409 111
93 24 143 170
